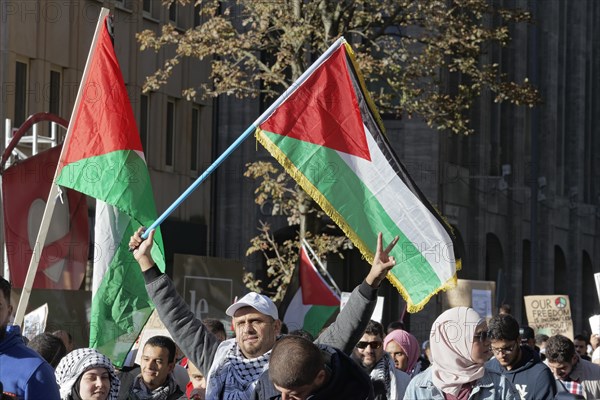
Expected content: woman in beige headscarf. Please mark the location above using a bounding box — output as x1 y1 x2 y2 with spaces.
403 307 519 400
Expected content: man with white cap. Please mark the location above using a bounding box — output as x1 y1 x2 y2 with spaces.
130 228 398 400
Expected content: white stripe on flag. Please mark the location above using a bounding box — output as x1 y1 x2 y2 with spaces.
337 126 455 283
93 200 130 296
283 290 311 331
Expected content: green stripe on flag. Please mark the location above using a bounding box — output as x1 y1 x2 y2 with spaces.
303 305 338 338
57 150 156 222
57 150 164 367
261 130 442 305
91 219 153 360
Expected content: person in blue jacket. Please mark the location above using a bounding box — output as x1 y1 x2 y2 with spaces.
486 314 556 400
0 276 60 399
404 307 519 400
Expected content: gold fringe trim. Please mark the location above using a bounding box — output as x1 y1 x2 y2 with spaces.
256 128 459 313
343 43 387 136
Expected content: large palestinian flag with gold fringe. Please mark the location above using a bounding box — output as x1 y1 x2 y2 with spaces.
255 40 458 312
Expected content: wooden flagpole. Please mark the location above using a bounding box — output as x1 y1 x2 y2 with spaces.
14 8 111 327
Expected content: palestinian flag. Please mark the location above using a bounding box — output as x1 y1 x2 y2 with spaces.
256 39 458 312
280 245 340 337
55 13 165 367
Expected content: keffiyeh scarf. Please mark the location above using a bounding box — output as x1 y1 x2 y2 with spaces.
206 343 271 400
370 353 392 399
130 373 179 400
55 348 120 400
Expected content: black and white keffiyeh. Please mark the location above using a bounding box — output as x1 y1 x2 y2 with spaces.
370 353 392 399
206 342 271 400
55 348 120 400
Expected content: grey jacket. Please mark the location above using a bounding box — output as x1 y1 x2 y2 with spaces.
143 266 379 396
554 357 600 399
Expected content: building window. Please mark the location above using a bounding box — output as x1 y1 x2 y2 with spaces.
191 107 200 171
15 61 28 126
49 70 61 116
142 0 152 14
114 0 131 9
194 4 201 27
166 100 175 167
169 2 177 23
140 94 149 154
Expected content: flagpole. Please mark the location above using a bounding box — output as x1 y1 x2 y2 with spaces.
141 37 347 239
14 8 110 327
302 239 342 296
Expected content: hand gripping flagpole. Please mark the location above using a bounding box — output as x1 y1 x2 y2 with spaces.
138 37 347 242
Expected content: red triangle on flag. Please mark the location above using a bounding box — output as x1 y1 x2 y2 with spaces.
260 46 371 161
299 247 340 306
60 16 143 167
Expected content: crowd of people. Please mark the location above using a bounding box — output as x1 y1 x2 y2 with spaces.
1 228 600 399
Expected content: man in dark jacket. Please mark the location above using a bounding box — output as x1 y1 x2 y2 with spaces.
486 314 556 400
118 335 185 400
255 335 373 400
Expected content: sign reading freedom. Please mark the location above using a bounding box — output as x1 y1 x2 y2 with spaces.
524 295 573 340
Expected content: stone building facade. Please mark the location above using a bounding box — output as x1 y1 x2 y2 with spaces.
1 0 598 339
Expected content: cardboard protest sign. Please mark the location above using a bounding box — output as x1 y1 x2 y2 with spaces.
524 295 573 340
442 279 495 318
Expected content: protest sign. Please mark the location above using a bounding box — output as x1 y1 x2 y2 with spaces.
442 279 495 318
524 295 573 340
22 303 48 341
595 273 600 304
341 292 384 322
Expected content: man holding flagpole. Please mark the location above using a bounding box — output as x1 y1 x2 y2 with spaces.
129 228 398 399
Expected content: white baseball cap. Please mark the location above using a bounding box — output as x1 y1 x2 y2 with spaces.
225 292 279 320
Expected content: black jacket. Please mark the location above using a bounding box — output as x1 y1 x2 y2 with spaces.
253 345 374 400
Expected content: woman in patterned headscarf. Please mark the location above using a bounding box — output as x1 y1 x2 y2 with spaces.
55 348 120 400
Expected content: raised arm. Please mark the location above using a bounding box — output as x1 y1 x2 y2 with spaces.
129 227 220 376
316 233 398 354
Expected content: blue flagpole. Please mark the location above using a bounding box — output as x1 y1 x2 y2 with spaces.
141 37 347 240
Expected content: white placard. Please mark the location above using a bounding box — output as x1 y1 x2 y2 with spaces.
471 289 492 318
340 292 385 323
589 315 600 336
595 273 600 305
22 303 48 341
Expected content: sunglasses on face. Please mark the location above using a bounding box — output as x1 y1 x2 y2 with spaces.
356 340 383 349
473 330 490 343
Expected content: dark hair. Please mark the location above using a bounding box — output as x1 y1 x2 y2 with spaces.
535 333 549 345
203 318 226 339
386 321 405 333
545 335 575 363
28 333 67 368
499 304 511 314
52 330 73 346
364 320 385 340
270 336 324 388
145 335 177 363
0 277 11 304
573 334 588 344
487 314 520 341
289 329 315 342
